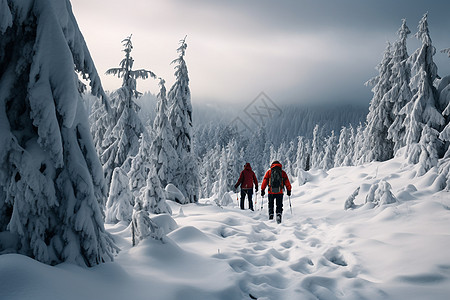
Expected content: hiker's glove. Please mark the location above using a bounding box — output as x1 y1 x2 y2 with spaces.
261 190 265 197
287 190 291 196
255 186 258 192
234 184 238 189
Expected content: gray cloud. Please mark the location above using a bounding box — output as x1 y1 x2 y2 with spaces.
72 0 450 106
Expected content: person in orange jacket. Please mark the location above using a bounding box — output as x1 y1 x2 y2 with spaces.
261 161 292 223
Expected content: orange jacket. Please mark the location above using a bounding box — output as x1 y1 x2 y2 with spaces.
261 162 292 195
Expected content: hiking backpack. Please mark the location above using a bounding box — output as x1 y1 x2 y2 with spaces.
270 166 283 193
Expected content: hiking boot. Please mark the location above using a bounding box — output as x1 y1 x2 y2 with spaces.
269 214 274 220
276 214 282 224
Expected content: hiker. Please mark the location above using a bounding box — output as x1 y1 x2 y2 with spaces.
261 161 292 223
234 163 258 211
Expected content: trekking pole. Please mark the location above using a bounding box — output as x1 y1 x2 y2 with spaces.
289 195 293 215
260 193 264 211
255 192 258 211
236 191 239 207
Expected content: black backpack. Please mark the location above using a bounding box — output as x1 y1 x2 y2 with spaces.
270 166 283 193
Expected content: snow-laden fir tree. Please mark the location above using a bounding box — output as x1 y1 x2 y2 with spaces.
319 131 337 170
402 13 445 157
150 78 178 188
199 144 221 198
354 123 367 164
0 0 116 266
106 167 133 223
295 136 311 172
226 139 243 191
334 125 355 167
140 166 172 215
360 42 394 163
311 124 324 169
168 37 199 203
408 124 441 176
437 50 450 190
245 126 267 178
216 147 229 200
128 130 152 195
101 35 156 189
387 19 413 154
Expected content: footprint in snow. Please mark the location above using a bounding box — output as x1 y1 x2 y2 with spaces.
289 257 315 274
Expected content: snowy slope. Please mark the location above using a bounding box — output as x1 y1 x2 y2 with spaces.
1 155 450 300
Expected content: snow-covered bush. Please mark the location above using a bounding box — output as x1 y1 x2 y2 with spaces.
165 184 187 204
219 192 234 207
365 180 397 207
344 187 360 210
106 168 134 223
131 203 163 246
297 168 310 186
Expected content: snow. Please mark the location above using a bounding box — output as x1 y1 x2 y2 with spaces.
1 156 450 299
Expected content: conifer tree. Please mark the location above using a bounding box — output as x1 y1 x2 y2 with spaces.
168 37 199 203
335 126 354 167
311 125 324 169
319 131 337 170
128 130 152 194
387 19 413 154
361 42 394 163
102 35 156 189
106 168 133 223
295 136 311 172
151 78 178 188
403 13 444 153
0 0 116 266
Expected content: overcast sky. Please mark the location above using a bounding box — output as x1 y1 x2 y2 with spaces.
71 0 450 106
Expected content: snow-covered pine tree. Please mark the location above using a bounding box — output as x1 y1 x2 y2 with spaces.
295 136 311 172
0 0 116 266
403 13 445 158
167 37 199 203
361 42 394 163
245 126 267 178
106 167 133 223
140 166 172 215
102 35 156 189
217 147 229 200
414 124 440 176
200 144 221 198
311 124 324 169
319 131 337 170
284 140 297 176
335 126 354 167
353 123 366 164
151 78 178 188
226 139 242 192
437 48 450 190
387 19 413 154
89 95 111 155
128 130 152 195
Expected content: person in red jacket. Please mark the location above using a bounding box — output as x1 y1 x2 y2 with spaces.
234 163 258 211
261 161 292 223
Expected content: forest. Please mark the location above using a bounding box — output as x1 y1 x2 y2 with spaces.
0 1 449 269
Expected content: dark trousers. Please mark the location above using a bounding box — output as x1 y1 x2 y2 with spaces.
268 194 283 216
240 189 254 210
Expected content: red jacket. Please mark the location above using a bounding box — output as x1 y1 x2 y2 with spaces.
261 162 292 195
235 163 258 190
